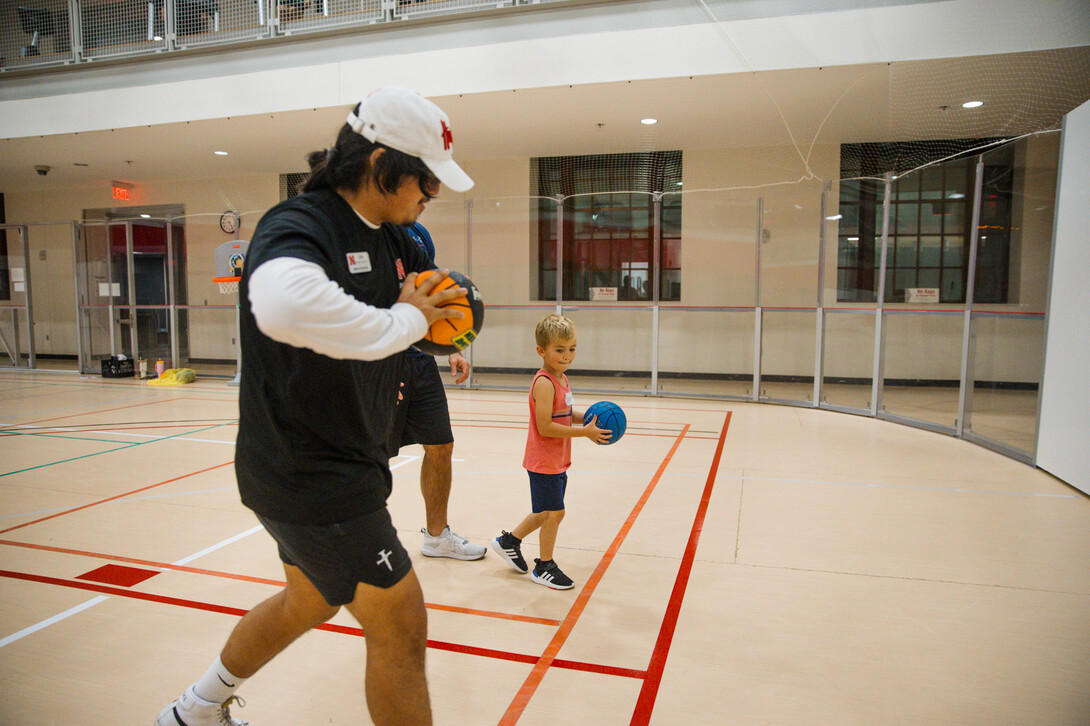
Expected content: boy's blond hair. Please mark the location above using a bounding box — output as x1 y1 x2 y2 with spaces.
535 313 576 348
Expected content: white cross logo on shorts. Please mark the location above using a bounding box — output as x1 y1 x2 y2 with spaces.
376 549 393 571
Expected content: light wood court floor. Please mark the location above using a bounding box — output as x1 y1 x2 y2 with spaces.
1 370 1088 725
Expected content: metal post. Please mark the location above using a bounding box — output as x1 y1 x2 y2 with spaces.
19 226 36 368
71 222 85 374
554 195 564 314
106 223 116 356
125 221 139 360
464 198 474 389
871 174 893 416
957 155 986 437
814 182 830 407
753 197 763 401
166 219 179 369
651 192 663 395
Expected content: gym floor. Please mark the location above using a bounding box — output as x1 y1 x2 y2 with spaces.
1 369 1088 724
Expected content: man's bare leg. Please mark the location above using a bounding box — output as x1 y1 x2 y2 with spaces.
220 563 339 678
420 442 452 537
344 568 432 726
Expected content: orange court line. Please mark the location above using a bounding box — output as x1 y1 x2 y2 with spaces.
2 397 183 429
0 461 235 535
497 423 691 725
0 538 560 627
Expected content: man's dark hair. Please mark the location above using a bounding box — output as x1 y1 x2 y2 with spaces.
302 123 438 197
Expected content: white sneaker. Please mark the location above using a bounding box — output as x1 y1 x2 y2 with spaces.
420 525 487 560
155 686 249 726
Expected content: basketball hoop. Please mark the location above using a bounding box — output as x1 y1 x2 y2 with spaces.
214 276 240 295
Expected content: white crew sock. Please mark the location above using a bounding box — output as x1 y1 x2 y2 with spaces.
192 655 246 705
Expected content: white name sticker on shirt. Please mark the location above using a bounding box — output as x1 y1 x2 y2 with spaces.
565 391 574 406
346 252 372 274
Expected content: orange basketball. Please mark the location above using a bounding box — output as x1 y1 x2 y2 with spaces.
413 270 484 355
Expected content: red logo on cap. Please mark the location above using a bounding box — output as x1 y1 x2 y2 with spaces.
440 121 453 151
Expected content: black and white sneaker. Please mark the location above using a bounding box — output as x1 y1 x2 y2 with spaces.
530 558 574 590
491 531 528 573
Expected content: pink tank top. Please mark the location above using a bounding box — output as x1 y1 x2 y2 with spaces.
522 370 573 474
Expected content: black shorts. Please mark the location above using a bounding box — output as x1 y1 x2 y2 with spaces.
528 470 567 512
389 353 454 453
256 507 412 606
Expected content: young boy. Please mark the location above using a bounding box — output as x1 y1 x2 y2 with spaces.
491 314 611 590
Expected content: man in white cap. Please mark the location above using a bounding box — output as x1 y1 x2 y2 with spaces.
154 87 472 726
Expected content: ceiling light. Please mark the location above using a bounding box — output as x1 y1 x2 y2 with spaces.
153 35 162 41
676 182 683 186
140 214 151 218
214 150 229 156
947 192 965 199
825 214 842 221
640 118 658 125
847 236 859 241
962 100 984 108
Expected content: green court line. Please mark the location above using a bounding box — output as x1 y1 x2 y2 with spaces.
0 422 235 478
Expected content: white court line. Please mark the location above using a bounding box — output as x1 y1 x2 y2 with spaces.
731 474 1077 498
0 597 110 648
0 526 266 647
389 455 420 471
0 422 235 445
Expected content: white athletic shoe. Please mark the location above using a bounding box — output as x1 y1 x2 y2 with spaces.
154 686 249 726
420 525 487 560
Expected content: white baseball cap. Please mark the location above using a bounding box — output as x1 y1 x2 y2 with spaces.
347 86 474 193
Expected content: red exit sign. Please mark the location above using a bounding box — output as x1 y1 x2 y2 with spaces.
111 181 133 201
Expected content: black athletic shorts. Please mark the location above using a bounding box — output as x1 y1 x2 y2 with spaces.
389 353 454 453
256 507 412 606
528 470 568 513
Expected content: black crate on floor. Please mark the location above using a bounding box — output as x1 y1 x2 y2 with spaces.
101 356 135 378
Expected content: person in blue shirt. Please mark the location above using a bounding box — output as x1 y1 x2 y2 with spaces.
392 222 487 561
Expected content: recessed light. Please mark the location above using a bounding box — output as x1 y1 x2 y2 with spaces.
825 214 842 221
640 118 657 125
962 100 984 108
214 150 229 156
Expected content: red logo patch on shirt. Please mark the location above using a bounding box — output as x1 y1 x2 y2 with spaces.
395 258 406 280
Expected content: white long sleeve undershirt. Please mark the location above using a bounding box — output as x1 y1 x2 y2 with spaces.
247 256 427 361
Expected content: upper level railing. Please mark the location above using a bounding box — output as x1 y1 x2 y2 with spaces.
1 0 566 72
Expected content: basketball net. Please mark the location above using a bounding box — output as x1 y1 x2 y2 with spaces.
213 276 240 295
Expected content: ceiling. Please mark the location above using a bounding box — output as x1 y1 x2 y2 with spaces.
1 46 1088 195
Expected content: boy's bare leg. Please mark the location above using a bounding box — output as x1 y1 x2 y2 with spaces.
512 511 546 542
536 509 564 561
220 563 339 678
344 568 432 726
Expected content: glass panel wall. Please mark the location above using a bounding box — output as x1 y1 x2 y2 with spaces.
963 135 1057 459
658 189 757 398
759 179 822 403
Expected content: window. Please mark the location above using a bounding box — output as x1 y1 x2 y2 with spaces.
837 141 1012 303
533 151 682 301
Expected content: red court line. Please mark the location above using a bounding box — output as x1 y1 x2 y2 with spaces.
0 538 560 627
0 569 626 676
630 411 732 725
0 461 235 535
498 424 691 725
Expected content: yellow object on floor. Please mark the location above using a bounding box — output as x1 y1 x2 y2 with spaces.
148 368 197 385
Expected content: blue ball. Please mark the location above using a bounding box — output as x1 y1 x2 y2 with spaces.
582 401 627 445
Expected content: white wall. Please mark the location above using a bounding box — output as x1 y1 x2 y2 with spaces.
1037 99 1090 495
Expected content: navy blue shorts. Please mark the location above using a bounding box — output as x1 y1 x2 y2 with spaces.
256 507 412 606
528 470 567 513
389 353 454 454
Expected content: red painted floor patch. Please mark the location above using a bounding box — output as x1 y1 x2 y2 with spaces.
76 564 160 587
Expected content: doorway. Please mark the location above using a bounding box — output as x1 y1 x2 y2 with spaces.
76 206 188 373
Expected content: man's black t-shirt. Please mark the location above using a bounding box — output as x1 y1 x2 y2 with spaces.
235 188 431 525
